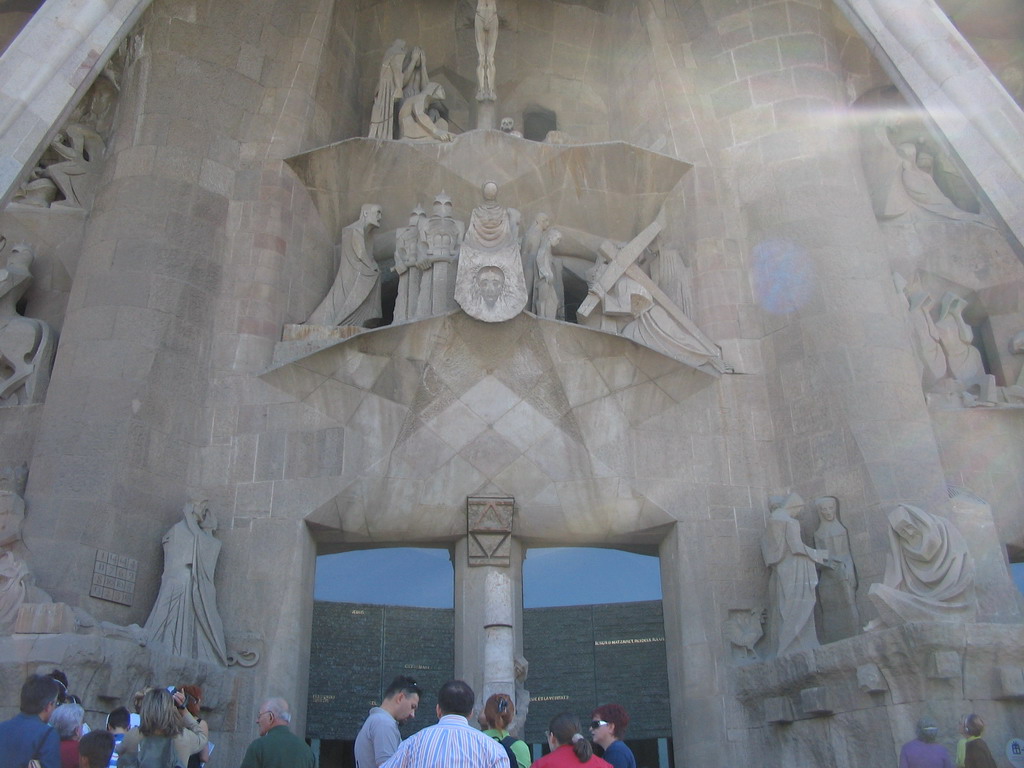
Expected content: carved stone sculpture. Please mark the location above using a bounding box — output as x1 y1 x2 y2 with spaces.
1003 330 1024 401
304 204 383 328
907 291 948 389
866 504 977 628
0 551 29 633
934 292 996 405
533 228 562 320
475 0 498 101
417 193 464 318
369 40 428 140
577 222 727 372
13 74 116 209
144 500 229 664
520 212 550 310
46 124 106 208
454 181 527 322
761 493 829 657
499 117 522 138
812 497 860 643
0 244 57 406
402 85 449 139
725 608 765 660
0 464 51 635
393 206 426 323
399 82 454 142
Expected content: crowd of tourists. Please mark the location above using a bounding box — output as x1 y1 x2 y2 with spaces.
1 668 1004 768
0 669 644 768
355 676 636 768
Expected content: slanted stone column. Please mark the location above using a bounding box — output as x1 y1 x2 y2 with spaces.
834 0 1024 258
0 0 153 206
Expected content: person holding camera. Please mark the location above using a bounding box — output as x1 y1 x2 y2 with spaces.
115 688 208 767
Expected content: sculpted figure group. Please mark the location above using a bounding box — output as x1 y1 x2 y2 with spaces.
303 183 563 329
900 286 1022 407
368 40 453 142
754 492 977 659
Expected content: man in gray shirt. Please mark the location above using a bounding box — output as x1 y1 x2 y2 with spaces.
355 676 422 768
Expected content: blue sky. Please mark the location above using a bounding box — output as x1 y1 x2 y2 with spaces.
314 547 663 607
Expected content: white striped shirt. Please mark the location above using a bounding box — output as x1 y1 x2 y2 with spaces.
381 715 509 768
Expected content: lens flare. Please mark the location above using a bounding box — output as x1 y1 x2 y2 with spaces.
751 239 815 315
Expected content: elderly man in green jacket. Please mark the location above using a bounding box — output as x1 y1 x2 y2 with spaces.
240 698 315 768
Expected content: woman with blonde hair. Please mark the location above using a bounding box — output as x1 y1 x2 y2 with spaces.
116 688 207 766
533 713 611 768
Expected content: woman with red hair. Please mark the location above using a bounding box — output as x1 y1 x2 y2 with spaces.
589 704 635 768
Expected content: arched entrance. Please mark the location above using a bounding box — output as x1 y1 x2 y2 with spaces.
261 312 725 766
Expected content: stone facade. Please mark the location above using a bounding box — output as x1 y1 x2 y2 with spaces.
0 1 1022 767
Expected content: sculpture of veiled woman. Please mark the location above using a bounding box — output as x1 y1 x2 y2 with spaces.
761 493 829 657
812 497 860 643
867 504 977 628
369 40 428 140
454 181 527 322
144 500 229 665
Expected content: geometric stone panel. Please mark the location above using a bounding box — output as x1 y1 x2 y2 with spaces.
467 496 514 566
89 549 138 606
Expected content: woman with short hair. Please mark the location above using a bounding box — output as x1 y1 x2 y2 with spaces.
589 704 636 768
51 702 85 768
533 713 611 768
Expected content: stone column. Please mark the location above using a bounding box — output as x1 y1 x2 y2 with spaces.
453 504 524 719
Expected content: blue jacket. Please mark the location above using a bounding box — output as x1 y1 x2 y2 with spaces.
0 712 61 768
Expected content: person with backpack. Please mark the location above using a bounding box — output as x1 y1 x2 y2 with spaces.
480 693 531 768
116 688 208 768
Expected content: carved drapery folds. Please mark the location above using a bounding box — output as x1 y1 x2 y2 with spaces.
0 241 57 407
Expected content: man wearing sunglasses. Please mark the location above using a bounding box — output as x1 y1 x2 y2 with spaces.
356 676 422 768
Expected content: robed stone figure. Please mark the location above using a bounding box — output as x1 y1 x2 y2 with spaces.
454 181 527 322
144 500 229 665
761 493 829 657
305 204 383 328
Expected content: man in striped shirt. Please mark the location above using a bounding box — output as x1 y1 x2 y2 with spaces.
381 681 509 768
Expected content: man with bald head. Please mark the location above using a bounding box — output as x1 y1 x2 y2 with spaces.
240 697 315 768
